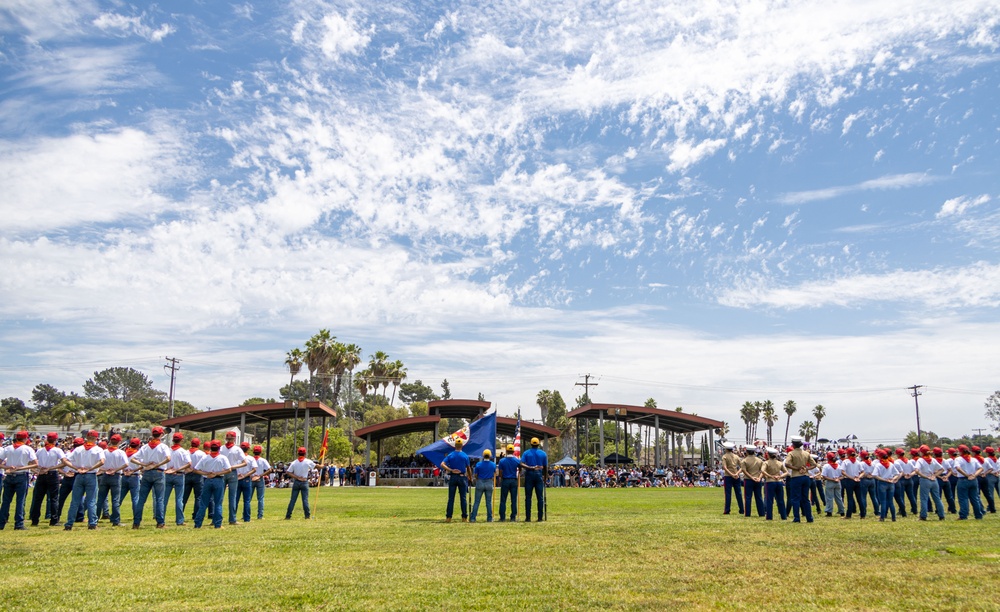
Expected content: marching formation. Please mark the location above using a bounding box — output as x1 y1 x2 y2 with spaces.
0 427 320 531
721 435 999 522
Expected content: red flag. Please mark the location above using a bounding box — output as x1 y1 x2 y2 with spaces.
513 412 521 459
319 428 329 463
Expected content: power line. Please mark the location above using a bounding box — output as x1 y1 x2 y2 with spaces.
164 357 181 420
907 384 924 445
575 373 599 399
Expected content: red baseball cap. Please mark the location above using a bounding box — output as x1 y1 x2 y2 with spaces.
46 432 59 441
209 440 222 450
958 444 970 453
97 441 108 449
240 441 250 450
837 448 847 456
130 437 142 446
226 431 237 438
895 448 904 456
172 432 184 441
909 448 919 456
253 445 263 454
859 450 869 458
847 448 856 455
985 447 995 455
971 446 981 453
918 445 930 453
932 447 943 455
297 447 307 455
190 438 201 448
110 434 122 444
15 430 29 440
73 437 85 446
826 452 836 460
151 426 164 435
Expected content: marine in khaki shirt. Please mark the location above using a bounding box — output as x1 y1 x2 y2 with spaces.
722 451 742 478
740 452 764 481
762 455 788 481
784 446 817 476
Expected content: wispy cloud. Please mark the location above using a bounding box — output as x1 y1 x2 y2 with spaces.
92 12 176 42
777 173 938 205
936 194 991 218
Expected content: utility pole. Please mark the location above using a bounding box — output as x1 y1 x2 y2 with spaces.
165 357 181 420
907 385 923 445
972 428 987 444
575 373 598 400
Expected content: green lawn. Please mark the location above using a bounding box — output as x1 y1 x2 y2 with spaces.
5 486 999 610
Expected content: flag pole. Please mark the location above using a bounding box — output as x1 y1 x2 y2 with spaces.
313 426 329 516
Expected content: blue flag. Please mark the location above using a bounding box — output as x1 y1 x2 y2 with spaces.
418 410 497 467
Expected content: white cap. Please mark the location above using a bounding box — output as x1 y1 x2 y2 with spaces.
765 446 778 455
722 442 735 450
790 435 804 443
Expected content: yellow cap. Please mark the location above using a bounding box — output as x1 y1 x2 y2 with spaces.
530 437 540 446
454 439 463 447
506 444 515 451
483 450 492 458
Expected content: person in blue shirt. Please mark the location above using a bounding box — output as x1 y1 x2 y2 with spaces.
440 439 472 522
497 444 520 522
338 465 346 486
520 437 548 522
470 449 498 522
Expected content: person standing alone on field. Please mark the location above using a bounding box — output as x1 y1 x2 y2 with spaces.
285 447 314 520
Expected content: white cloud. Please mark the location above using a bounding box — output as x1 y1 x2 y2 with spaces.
718 262 1000 310
0 0 97 41
320 13 370 60
936 194 991 218
666 138 727 173
0 126 190 231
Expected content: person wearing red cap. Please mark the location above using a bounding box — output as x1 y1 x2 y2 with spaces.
914 445 945 520
61 430 106 530
29 432 64 527
55 437 85 526
193 440 232 529
119 438 143 519
130 426 172 529
0 431 38 530
250 445 272 520
821 452 845 518
932 447 956 515
970 446 994 514
220 431 248 526
840 448 865 519
944 448 960 513
163 432 192 527
953 445 984 520
95 434 129 527
236 441 257 523
858 450 880 517
872 449 900 522
984 447 999 514
183 438 206 523
285 447 314 520
891 449 913 518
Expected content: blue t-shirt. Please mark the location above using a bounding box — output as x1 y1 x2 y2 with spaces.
521 447 547 470
443 450 470 474
474 460 497 479
498 456 520 479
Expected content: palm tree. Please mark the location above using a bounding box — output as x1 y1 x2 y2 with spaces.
285 348 304 396
52 399 85 432
812 404 826 442
761 400 777 444
751 401 762 441
537 390 554 425
798 420 816 442
740 401 754 443
332 343 363 406
782 400 797 446
304 329 335 400
92 409 116 434
387 359 407 406
6 411 35 432
368 351 391 399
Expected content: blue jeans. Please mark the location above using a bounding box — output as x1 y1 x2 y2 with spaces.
499 478 518 520
723 475 743 514
524 473 544 521
66 472 98 528
842 479 863 517
163 473 187 525
446 475 468 519
903 477 917 513
0 471 29 529
96 474 122 525
237 477 253 522
195 477 225 528
134 469 165 526
286 480 311 518
919 477 944 519
30 471 61 524
877 481 896 520
223 472 239 523
184 473 203 520
986 474 1000 513
763 481 786 520
860 478 879 516
251 478 266 519
470 480 493 522
120 474 140 518
957 478 984 519
788 476 813 522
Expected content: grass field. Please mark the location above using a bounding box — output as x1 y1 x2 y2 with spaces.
4 486 1000 611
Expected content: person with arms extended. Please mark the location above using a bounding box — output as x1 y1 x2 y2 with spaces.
469 449 497 523
521 437 548 522
440 439 472 523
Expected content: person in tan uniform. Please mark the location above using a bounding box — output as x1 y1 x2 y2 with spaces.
721 442 744 515
784 436 817 523
740 446 765 517
761 447 788 520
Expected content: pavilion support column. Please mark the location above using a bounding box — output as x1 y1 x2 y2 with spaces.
708 428 714 468
365 434 371 466
575 418 581 466
304 408 310 455
599 410 605 468
377 439 381 467
240 413 246 444
654 415 660 468
668 433 673 468
266 419 272 462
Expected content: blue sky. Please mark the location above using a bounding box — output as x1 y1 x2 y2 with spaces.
1 0 998 444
